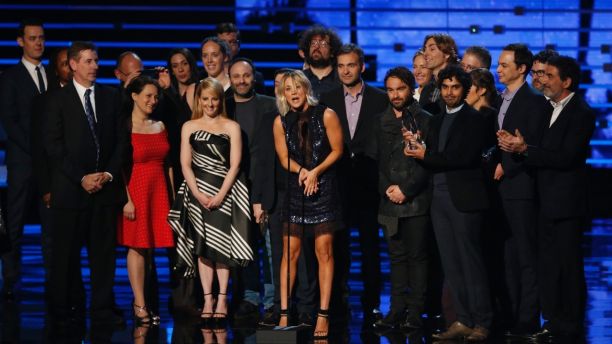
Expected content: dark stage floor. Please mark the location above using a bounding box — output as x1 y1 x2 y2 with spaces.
0 220 610 343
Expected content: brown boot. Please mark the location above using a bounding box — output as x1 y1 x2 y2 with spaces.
466 325 489 341
432 321 473 340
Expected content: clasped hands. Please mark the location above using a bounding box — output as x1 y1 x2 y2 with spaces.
81 172 111 194
386 185 406 204
298 168 319 196
497 129 528 154
195 191 225 210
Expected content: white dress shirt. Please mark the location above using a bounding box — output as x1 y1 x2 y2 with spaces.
21 57 47 92
549 92 574 127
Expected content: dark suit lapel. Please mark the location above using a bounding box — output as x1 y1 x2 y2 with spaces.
352 84 371 143
548 95 576 131
333 87 351 145
444 105 467 150
501 82 528 129
17 61 41 95
94 84 105 134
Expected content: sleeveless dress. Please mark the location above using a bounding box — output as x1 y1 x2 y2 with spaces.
281 104 342 229
168 130 253 278
117 130 174 248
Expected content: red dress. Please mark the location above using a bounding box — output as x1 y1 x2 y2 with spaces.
117 130 174 248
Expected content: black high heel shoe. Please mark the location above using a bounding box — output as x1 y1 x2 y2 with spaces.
213 292 228 328
313 309 329 340
278 308 290 327
133 303 160 326
200 293 214 328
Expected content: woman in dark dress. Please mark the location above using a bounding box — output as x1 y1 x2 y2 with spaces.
272 70 343 339
167 48 199 113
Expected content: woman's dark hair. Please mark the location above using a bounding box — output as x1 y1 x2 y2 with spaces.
469 68 498 106
167 48 199 89
121 76 162 181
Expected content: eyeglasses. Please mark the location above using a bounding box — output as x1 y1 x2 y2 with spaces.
531 70 545 77
310 40 330 48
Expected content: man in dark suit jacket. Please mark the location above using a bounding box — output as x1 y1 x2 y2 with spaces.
44 41 127 327
498 56 595 341
225 58 278 323
494 44 548 335
371 67 432 330
319 43 388 324
0 20 48 300
405 66 492 341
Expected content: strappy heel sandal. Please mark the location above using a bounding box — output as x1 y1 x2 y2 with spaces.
200 293 214 327
133 303 159 326
213 292 228 328
278 309 290 327
313 309 329 340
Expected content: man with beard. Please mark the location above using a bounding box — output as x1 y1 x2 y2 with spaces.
225 58 278 324
298 25 342 97
497 55 595 342
531 49 559 94
371 67 432 331
319 43 388 326
404 65 492 341
419 33 459 115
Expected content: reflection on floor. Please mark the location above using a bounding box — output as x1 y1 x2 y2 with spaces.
0 220 610 343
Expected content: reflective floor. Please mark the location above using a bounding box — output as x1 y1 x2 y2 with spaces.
0 219 610 343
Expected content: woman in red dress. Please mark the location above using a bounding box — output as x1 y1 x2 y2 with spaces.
117 76 175 325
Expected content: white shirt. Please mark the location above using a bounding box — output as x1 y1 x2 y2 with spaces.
446 103 464 114
21 57 47 92
73 79 97 122
549 92 574 127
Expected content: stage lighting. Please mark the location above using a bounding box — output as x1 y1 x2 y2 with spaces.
514 6 525 15
469 25 480 34
393 43 405 52
604 63 612 73
601 44 610 54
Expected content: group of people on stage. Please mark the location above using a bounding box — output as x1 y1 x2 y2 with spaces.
0 18 595 342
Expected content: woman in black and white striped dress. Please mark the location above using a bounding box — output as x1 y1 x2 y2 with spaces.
168 77 253 327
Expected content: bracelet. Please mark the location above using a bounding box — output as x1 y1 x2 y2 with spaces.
297 166 303 174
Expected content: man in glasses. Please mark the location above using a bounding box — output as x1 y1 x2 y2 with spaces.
298 24 342 97
531 49 559 94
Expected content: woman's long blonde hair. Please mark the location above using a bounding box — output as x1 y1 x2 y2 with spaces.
192 77 227 119
275 69 318 116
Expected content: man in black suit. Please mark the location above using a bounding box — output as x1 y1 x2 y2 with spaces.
319 43 388 325
405 66 492 341
494 43 547 336
498 56 595 341
0 20 47 300
224 58 278 323
371 67 432 330
44 41 127 327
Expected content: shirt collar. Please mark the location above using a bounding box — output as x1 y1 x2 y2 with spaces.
73 79 95 95
446 103 464 114
501 81 524 101
343 80 364 97
21 57 43 72
550 92 574 109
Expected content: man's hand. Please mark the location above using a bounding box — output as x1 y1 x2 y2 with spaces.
252 203 264 224
497 129 528 154
494 163 504 181
81 173 104 193
386 185 407 204
42 193 51 208
157 68 171 89
403 140 426 160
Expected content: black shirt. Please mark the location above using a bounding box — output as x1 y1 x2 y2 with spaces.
234 97 257 148
303 68 340 99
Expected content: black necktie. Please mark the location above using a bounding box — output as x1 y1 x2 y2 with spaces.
84 89 100 171
35 66 45 93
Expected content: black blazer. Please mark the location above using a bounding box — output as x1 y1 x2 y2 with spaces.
495 82 549 199
421 104 489 212
524 94 595 220
226 93 278 210
319 83 388 210
44 82 127 209
0 62 45 165
374 102 432 218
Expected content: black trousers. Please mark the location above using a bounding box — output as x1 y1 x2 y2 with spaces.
49 204 117 320
382 215 428 314
501 198 539 329
1 164 36 288
538 216 586 335
268 192 284 311
431 187 492 328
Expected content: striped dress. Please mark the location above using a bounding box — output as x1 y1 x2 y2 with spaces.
168 130 253 278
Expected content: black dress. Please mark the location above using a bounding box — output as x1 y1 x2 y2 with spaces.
280 104 342 232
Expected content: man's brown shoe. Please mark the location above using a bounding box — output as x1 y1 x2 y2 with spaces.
432 321 473 340
466 326 489 341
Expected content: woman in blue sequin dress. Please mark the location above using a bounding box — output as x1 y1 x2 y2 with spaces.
272 70 343 339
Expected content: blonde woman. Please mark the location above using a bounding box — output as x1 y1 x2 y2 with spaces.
168 77 253 328
272 70 343 339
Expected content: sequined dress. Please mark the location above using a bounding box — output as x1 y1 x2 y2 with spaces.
281 104 341 227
